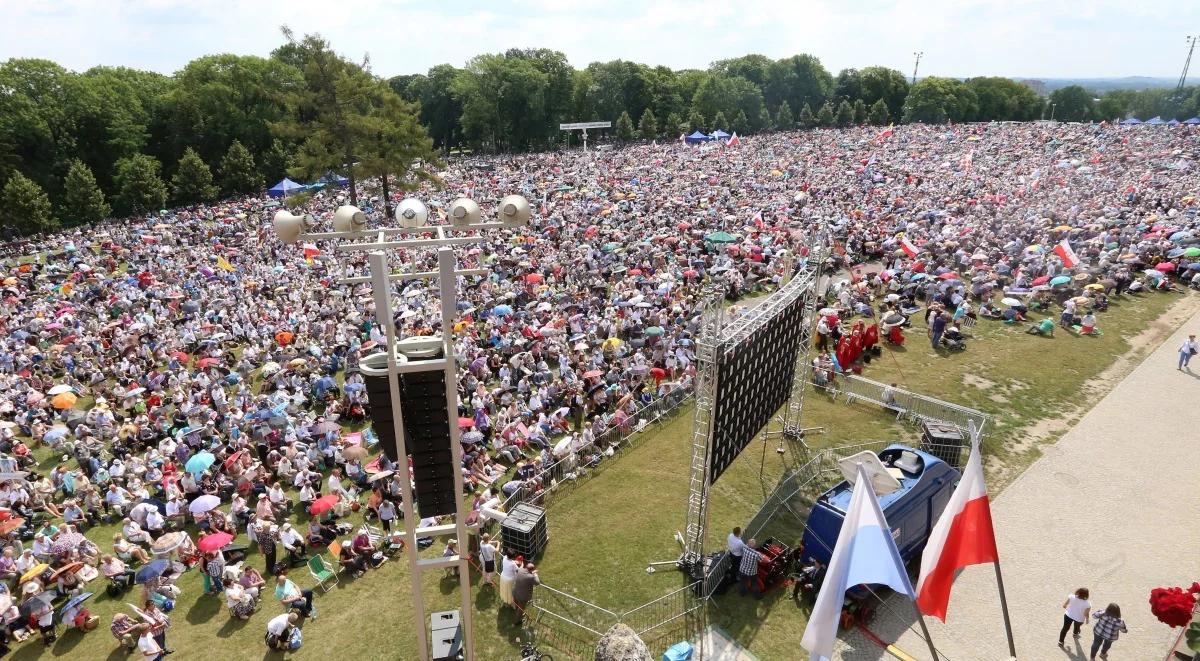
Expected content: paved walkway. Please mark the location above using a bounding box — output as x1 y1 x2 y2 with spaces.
869 306 1200 661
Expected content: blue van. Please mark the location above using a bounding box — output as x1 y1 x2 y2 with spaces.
801 444 959 567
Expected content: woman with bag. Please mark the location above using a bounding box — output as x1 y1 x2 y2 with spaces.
1090 603 1128 660
1058 587 1090 647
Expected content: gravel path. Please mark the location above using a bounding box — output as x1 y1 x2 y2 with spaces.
860 306 1200 661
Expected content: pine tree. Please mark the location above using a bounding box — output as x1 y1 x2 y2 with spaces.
638 109 658 140
756 106 772 133
61 159 110 226
665 112 685 136
776 101 795 130
171 147 218 205
687 109 706 132
868 99 891 125
815 102 835 128
798 103 815 129
0 172 56 235
261 139 293 184
712 111 729 133
615 110 635 141
219 140 263 196
835 100 854 127
113 154 168 217
732 110 749 135
853 99 869 125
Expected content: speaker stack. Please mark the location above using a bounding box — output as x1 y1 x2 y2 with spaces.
500 503 549 558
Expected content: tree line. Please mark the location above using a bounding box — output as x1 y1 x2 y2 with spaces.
3 27 1199 236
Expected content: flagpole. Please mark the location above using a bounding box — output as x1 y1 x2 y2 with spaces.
913 608 941 661
992 561 1018 659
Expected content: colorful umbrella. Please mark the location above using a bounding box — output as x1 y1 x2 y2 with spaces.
1155 261 1176 272
1000 298 1021 307
644 326 665 336
46 385 74 396
457 417 475 430
0 517 25 536
185 452 216 475
50 392 77 410
1049 276 1072 286
524 273 544 284
59 592 93 616
188 494 221 514
309 494 340 516
151 532 188 554
20 563 49 583
49 561 84 581
1031 275 1050 286
134 559 170 584
197 532 234 553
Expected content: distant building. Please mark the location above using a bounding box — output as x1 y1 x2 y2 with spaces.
1019 79 1048 96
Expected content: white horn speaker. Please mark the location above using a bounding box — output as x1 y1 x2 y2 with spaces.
498 194 531 225
395 198 429 228
273 210 305 244
332 205 367 232
448 198 481 226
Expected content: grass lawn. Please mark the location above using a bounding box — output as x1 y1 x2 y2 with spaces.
10 289 1190 661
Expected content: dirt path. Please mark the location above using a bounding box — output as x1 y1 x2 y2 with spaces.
878 300 1200 661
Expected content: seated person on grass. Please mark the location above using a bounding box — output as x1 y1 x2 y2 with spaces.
1026 318 1055 337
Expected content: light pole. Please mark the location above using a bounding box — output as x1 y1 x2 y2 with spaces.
273 194 532 661
1050 102 1057 122
912 51 923 85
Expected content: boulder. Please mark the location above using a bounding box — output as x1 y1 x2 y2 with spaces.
594 622 652 661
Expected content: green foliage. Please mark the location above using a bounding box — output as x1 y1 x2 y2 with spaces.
0 171 56 235
764 54 834 119
638 109 657 139
756 106 771 133
835 100 854 127
852 67 909 118
665 112 684 136
902 77 978 123
732 109 749 134
112 154 167 216
1048 85 1093 122
852 99 868 125
712 111 729 132
815 102 835 127
171 147 218 204
775 101 794 129
868 99 890 125
965 77 1044 121
284 190 312 209
691 75 765 134
357 86 441 208
687 108 706 132
260 139 292 185
453 49 573 152
61 159 110 226
615 110 635 141
219 140 262 196
798 102 814 128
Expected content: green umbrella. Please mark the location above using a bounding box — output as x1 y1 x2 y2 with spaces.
1184 247 1200 258
602 242 620 252
645 326 665 336
1049 275 1071 286
704 231 737 244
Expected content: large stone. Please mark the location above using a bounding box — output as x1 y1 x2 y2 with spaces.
594 623 652 661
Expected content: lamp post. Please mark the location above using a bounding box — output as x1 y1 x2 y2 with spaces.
1050 102 1057 122
273 193 532 661
912 51 923 86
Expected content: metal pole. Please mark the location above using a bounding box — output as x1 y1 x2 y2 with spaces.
913 608 941 661
437 246 476 661
368 251 430 661
912 51 923 85
993 561 1018 659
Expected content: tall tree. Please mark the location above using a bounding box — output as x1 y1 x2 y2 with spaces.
835 100 853 127
357 86 440 217
665 112 684 136
732 109 750 134
765 55 833 118
868 99 890 125
856 67 909 118
798 102 815 128
687 109 706 132
171 147 218 205
615 110 635 141
219 140 263 196
112 154 167 216
775 101 794 129
966 77 1043 121
852 99 868 125
902 77 978 123
815 102 835 127
272 27 379 204
0 171 56 235
60 159 110 226
260 139 292 184
712 111 729 132
638 109 658 139
1048 85 1093 122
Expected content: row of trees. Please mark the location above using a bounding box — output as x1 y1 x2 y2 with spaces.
4 27 1200 235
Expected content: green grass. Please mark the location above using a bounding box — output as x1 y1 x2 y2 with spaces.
11 289 1190 661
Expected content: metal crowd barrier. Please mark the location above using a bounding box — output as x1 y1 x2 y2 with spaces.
836 374 990 434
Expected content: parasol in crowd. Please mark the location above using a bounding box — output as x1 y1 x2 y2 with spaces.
342 446 368 461
309 494 340 516
49 561 84 581
368 471 394 482
20 563 49 584
197 532 234 553
151 532 188 554
134 559 171 584
188 494 221 514
59 592 94 616
185 451 216 475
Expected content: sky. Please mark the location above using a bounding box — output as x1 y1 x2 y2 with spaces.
1 0 1197 80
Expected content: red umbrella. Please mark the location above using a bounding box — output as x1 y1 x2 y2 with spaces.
223 450 244 470
628 269 643 276
197 532 234 553
683 269 698 278
170 351 189 362
197 357 220 369
457 417 474 429
583 369 603 379
650 367 667 383
1155 261 1176 272
309 494 340 516
938 272 959 281
524 273 544 284
1031 275 1050 286
676 222 690 230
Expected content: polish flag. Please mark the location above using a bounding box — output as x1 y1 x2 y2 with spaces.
916 437 999 621
1053 240 1080 268
678 133 686 144
874 124 894 143
750 210 763 228
898 236 919 258
727 132 741 147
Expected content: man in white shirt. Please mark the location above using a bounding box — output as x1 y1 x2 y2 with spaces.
278 523 307 566
1179 333 1198 371
137 623 163 659
266 611 297 639
726 526 745 560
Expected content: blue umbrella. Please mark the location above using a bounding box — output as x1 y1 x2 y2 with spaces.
492 304 513 316
60 592 94 615
185 451 216 475
1168 248 1186 258
1170 231 1193 242
1189 263 1200 270
910 273 928 281
134 559 170 584
1049 275 1072 286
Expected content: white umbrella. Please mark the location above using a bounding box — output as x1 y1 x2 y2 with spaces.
123 387 147 398
1000 297 1021 307
47 385 75 396
188 495 221 514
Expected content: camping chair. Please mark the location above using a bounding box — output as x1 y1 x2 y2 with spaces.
307 554 338 593
357 524 388 567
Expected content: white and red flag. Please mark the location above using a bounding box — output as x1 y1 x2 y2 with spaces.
916 435 999 621
898 235 919 258
1053 239 1080 268
727 132 741 147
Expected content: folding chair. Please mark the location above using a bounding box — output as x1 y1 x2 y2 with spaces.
357 524 388 567
307 554 338 593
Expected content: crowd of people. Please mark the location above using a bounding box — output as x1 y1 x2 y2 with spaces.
0 120 1195 655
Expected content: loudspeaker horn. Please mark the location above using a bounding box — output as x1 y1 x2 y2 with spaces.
448 198 481 226
332 205 367 232
395 198 429 228
497 194 531 225
273 210 305 244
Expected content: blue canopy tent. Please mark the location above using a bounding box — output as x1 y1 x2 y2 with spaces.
684 131 713 144
1168 119 1180 126
267 178 306 198
318 172 349 186
710 129 731 140
1185 117 1200 125
1145 116 1166 126
1120 117 1142 125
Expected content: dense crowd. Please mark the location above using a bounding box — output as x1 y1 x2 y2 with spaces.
0 121 1195 655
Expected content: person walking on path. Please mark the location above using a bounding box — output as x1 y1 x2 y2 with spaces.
1090 603 1127 660
1179 334 1198 370
1059 587 1091 647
